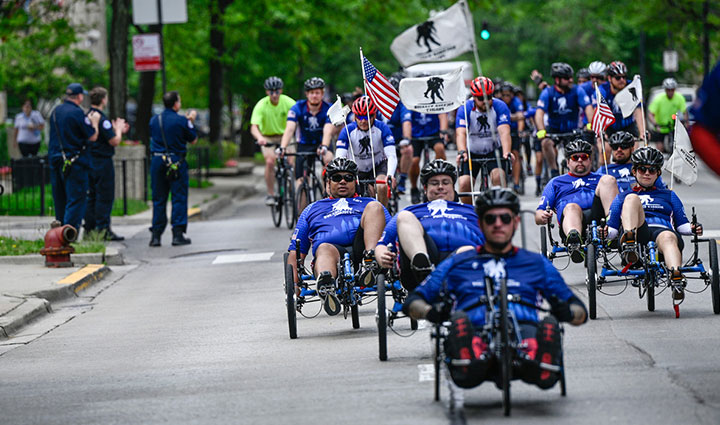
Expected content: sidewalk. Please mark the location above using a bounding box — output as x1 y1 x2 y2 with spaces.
0 161 262 340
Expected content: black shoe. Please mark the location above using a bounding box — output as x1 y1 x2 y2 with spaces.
565 230 584 263
411 187 421 204
149 230 162 247
171 229 192 246
104 230 125 241
410 252 433 283
358 249 378 287
620 230 639 265
535 316 561 389
316 271 340 316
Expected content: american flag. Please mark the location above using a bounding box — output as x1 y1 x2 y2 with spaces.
362 55 400 119
592 89 616 135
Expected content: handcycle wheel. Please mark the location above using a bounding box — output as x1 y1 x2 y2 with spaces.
586 243 597 320
351 304 360 329
376 274 388 361
410 318 419 330
709 240 719 314
270 172 282 227
559 333 567 396
499 279 512 417
284 252 297 339
283 171 296 229
433 323 442 402
540 226 548 259
646 269 655 312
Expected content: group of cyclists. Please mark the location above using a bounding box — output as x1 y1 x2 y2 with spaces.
251 59 701 397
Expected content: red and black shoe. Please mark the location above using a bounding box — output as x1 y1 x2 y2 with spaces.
534 316 562 389
446 311 489 388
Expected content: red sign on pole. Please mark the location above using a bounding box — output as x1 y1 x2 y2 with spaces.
133 34 162 72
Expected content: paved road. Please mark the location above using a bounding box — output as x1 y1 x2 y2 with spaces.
0 163 719 424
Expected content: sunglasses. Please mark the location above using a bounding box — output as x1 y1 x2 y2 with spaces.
330 173 355 183
268 89 280 94
355 115 374 121
483 213 513 225
611 142 634 150
635 166 659 174
612 75 626 80
570 153 590 162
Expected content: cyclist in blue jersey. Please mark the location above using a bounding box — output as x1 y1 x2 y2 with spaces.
604 147 702 301
456 77 513 202
287 157 391 315
576 68 590 85
336 96 397 208
375 160 485 291
388 73 413 194
404 188 587 390
535 139 618 263
578 61 607 133
535 63 595 179
596 61 646 139
500 84 526 194
404 104 450 204
690 59 720 177
597 131 665 193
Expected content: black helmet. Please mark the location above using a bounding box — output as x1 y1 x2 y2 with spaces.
550 62 574 79
474 187 520 217
576 68 590 80
420 159 457 186
608 131 635 148
564 139 592 155
389 72 405 91
263 76 283 91
499 83 515 94
324 157 358 179
304 77 325 91
631 147 664 168
607 61 627 77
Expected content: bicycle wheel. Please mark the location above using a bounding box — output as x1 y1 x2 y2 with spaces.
434 323 442 402
351 304 360 329
295 183 311 221
540 227 548 259
284 253 297 339
284 172 296 229
559 330 567 396
377 274 388 361
499 280 512 417
270 172 283 227
646 269 655 312
586 243 597 320
312 176 324 203
709 240 719 314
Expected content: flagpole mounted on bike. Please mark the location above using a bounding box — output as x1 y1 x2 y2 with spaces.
593 83 614 175
359 48 378 201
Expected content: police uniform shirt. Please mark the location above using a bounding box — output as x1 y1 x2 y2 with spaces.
149 109 198 155
49 100 96 167
89 107 116 158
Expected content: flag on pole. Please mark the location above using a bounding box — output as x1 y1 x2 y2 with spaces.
592 88 616 135
614 75 643 118
399 67 467 114
327 95 350 126
362 55 400 119
390 0 474 67
663 120 698 185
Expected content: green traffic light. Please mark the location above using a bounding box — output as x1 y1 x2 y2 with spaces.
481 29 490 40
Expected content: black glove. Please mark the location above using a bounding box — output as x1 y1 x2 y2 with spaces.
426 300 452 324
549 296 573 322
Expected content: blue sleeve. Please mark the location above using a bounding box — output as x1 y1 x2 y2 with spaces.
514 97 524 112
99 118 115 141
289 204 312 254
378 214 398 246
401 104 412 123
76 110 95 139
537 88 550 112
383 206 392 226
414 252 460 303
670 191 690 227
380 123 395 147
336 126 349 149
607 193 623 229
183 118 197 141
656 175 666 189
577 86 591 108
539 257 575 302
537 179 556 211
495 101 511 126
455 102 467 128
287 103 301 122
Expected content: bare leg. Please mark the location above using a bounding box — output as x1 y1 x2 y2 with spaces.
512 149 521 186
458 175 472 204
400 145 413 173
396 211 427 257
541 138 557 171
561 203 584 237
434 143 446 160
410 157 421 189
375 174 388 207
620 194 645 230
360 201 386 249
656 231 682 269
596 175 619 214
262 146 277 195
314 243 340 278
490 168 507 187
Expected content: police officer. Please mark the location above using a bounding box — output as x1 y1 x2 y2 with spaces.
148 91 198 247
84 87 128 241
49 83 100 231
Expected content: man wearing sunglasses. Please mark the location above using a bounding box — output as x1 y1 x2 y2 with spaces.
604 147 702 302
374 160 485 291
596 61 645 140
597 131 666 193
335 96 397 208
404 188 587 390
535 139 618 263
287 158 391 316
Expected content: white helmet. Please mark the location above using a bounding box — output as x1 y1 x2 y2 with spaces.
588 61 607 76
662 77 678 89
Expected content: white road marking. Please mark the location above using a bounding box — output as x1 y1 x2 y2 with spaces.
418 364 435 382
212 252 275 264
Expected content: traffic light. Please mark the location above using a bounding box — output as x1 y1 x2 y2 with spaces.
480 21 490 40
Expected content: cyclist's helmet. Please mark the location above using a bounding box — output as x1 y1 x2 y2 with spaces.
662 77 678 90
324 157 358 180
588 61 607 76
470 76 494 97
474 187 520 217
420 159 457 186
631 147 664 168
565 139 593 156
389 72 405 91
263 76 283 91
608 131 635 148
304 77 325 91
351 96 377 116
577 68 590 80
499 83 515 94
607 61 628 77
550 62 574 79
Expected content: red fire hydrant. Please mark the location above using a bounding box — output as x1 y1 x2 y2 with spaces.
39 221 78 267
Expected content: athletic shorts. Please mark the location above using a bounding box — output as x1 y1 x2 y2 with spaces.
459 152 509 178
412 136 444 158
636 222 684 252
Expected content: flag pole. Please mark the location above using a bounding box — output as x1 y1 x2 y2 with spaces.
359 47 379 201
337 95 355 161
670 118 677 191
463 99 476 205
637 76 648 147
460 0 483 76
595 83 609 175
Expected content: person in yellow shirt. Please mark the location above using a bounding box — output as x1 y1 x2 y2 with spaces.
648 78 688 153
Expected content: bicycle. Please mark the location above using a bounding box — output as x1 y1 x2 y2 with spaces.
263 142 295 229
413 135 445 171
457 152 512 201
284 144 325 218
356 175 400 215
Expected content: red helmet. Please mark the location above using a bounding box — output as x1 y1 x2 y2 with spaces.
352 96 377 116
470 76 494 97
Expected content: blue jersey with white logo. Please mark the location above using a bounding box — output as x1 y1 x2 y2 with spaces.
597 162 666 193
536 85 590 132
505 97 524 131
286 100 331 145
378 200 485 251
537 172 603 222
387 101 412 142
415 248 576 326
290 197 391 256
607 188 689 231
455 99 512 155
403 104 440 138
598 81 637 131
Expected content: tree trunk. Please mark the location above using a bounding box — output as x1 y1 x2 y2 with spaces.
109 0 130 120
208 0 231 143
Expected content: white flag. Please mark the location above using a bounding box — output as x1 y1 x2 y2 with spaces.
390 0 474 68
663 120 698 185
614 75 643 118
327 95 350 126
399 67 467 114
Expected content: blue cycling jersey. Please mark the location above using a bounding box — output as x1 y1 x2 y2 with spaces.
691 60 720 132
505 97 524 131
597 162 666 193
378 200 485 251
415 247 576 326
402 104 440 138
290 197 391 256
537 172 603 222
607 187 689 232
287 100 331 145
597 81 638 131
536 85 590 132
387 101 412 142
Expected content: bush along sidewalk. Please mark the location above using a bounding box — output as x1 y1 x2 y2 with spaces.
0 235 105 256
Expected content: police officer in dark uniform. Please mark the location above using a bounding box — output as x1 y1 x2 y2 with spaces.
148 91 198 247
49 83 100 231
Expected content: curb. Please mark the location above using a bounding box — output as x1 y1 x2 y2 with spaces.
0 247 123 266
31 264 111 303
0 297 52 339
189 183 257 221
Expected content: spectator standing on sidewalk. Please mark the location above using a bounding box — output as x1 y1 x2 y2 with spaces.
83 87 129 241
148 91 197 247
48 83 100 231
13 99 45 157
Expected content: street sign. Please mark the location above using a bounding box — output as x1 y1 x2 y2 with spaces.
663 50 679 73
132 34 162 71
132 0 188 25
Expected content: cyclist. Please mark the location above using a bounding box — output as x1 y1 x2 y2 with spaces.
579 61 607 95
250 76 295 206
404 104 449 204
534 62 594 180
287 158 391 315
404 188 587 390
387 73 413 194
499 83 526 194
576 68 590 85
278 77 335 211
374 160 485 291
597 131 665 193
648 77 689 153
456 76 513 203
535 139 618 263
335 96 397 207
604 147 702 301
597 61 645 139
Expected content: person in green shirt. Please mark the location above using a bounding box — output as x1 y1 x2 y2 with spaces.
250 76 296 206
648 78 688 153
